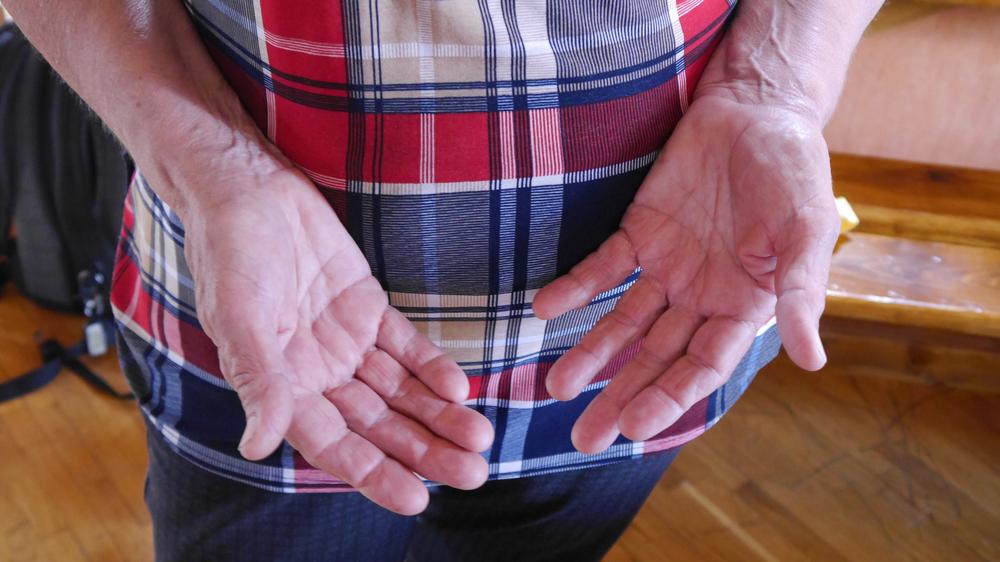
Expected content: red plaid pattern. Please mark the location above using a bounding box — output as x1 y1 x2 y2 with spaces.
112 0 781 492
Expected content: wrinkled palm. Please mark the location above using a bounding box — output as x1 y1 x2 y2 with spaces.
534 94 840 454
184 165 494 515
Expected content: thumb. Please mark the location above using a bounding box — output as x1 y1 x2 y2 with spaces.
774 208 839 371
216 322 294 461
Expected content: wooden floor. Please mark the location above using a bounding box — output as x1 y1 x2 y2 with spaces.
1 289 998 561
0 289 150 562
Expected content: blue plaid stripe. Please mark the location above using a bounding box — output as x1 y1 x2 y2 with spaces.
111 0 778 493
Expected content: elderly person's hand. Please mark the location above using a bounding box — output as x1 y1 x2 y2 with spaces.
180 137 494 514
534 92 837 453
534 0 882 454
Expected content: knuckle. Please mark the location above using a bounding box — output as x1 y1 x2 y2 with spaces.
353 455 387 492
648 382 686 414
227 366 269 403
685 353 726 387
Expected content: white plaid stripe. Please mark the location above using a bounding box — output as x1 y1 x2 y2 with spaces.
113 0 768 493
667 0 689 112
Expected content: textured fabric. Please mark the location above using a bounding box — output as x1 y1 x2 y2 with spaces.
112 0 782 493
144 422 679 562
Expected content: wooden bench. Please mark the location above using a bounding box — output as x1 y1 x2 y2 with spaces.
771 154 1000 392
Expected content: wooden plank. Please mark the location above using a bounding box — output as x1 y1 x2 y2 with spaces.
831 153 1000 221
849 203 1000 249
0 483 33 562
614 514 715 562
647 479 784 562
40 531 90 562
0 403 134 562
826 232 1000 338
655 444 850 562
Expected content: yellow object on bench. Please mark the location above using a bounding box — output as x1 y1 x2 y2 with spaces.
836 196 861 235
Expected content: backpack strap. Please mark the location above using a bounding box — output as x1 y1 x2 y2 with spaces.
0 320 132 404
0 344 63 402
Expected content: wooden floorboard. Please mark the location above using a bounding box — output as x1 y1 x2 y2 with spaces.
2 288 998 561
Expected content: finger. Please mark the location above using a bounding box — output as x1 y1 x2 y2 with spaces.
775 211 839 371
287 392 429 515
326 380 489 491
358 349 494 452
377 307 469 403
619 316 759 442
215 320 294 461
570 307 701 454
546 278 666 401
533 230 638 320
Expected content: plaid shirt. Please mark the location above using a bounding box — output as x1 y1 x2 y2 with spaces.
112 0 780 492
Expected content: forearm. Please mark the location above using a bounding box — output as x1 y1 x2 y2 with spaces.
3 0 276 218
698 0 884 125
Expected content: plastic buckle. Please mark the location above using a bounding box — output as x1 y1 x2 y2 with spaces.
84 321 110 356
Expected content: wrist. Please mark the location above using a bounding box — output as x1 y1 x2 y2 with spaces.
695 0 883 127
129 96 290 222
694 75 826 129
695 33 829 128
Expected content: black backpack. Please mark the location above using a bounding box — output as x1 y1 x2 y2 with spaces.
0 23 133 402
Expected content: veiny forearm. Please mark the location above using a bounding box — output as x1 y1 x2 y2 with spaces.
698 0 884 125
3 0 277 218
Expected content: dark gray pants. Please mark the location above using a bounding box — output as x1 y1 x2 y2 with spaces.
144 425 679 562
